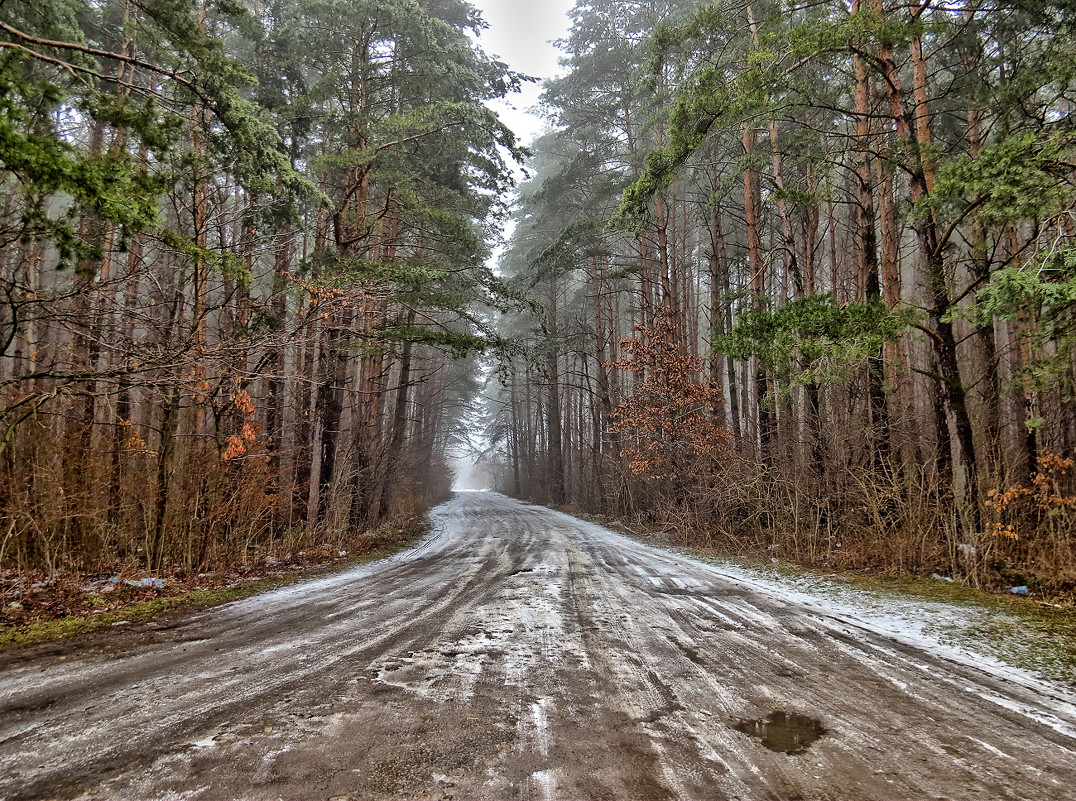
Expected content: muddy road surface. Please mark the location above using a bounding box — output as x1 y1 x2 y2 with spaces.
2 492 1075 800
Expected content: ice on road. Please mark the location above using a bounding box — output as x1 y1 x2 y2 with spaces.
1 492 1075 799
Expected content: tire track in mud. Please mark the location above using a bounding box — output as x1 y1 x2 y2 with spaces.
0 502 528 797
1 491 1075 800
568 522 1074 799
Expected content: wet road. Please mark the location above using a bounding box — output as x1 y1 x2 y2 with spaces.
1 491 1075 799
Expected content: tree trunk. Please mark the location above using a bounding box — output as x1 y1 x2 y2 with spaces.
743 121 772 464
873 0 980 531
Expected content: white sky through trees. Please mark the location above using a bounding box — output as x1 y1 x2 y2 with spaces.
455 2 575 490
471 0 575 145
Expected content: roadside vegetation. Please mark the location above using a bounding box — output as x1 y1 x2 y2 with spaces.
0 0 516 604
0 516 430 650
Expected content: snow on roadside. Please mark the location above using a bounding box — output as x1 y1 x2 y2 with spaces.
698 558 1061 685
569 513 1076 721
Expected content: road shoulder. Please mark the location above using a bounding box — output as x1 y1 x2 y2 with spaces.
0 515 432 657
590 514 1076 691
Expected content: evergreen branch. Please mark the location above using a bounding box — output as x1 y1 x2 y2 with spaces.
0 19 212 104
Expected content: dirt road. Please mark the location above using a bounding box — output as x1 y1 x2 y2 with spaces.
2 492 1075 800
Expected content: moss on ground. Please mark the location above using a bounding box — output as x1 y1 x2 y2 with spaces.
0 517 430 651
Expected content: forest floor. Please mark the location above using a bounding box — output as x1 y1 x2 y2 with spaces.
0 516 431 650
1 491 1074 800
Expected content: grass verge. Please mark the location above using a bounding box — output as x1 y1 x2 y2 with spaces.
0 516 431 652
819 570 1076 685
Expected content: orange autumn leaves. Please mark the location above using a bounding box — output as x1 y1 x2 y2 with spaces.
223 388 259 461
986 450 1076 541
608 310 730 482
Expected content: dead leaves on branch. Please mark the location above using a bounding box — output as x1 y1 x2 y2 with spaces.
986 449 1076 541
608 310 730 482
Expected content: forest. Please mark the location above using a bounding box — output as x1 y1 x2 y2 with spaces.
483 0 1076 593
1 0 1075 597
0 0 526 583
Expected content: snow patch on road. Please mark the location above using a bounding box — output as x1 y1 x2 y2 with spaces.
565 508 1076 700
530 767 558 799
373 631 494 701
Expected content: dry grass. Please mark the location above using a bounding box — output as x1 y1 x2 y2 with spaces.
0 515 431 650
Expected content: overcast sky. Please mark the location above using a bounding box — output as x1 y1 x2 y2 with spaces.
470 0 576 145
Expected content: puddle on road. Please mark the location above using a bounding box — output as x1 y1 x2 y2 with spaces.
732 710 826 754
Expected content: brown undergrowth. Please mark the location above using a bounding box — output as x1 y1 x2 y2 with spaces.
0 515 431 649
570 450 1076 603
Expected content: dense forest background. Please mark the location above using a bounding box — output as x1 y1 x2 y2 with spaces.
0 0 525 579
483 0 1076 593
3 0 1076 596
